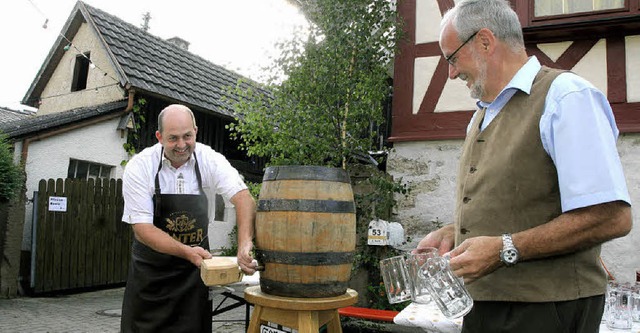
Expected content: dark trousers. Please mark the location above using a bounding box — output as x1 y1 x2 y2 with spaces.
461 295 605 333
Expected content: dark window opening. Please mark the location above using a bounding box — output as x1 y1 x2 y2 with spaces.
67 159 113 180
214 194 225 221
71 52 90 92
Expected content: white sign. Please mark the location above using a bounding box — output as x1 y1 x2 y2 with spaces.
388 222 405 247
48 196 68 212
368 219 389 246
260 325 288 333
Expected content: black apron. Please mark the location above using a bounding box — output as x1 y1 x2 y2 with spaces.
121 151 212 333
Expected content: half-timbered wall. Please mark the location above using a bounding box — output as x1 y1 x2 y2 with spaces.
388 0 640 282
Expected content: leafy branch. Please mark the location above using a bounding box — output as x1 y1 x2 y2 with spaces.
226 0 407 310
121 98 147 166
0 133 24 202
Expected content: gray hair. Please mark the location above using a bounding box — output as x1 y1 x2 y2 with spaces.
441 0 524 53
157 104 197 133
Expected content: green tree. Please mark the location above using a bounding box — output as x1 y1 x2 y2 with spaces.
0 134 23 202
228 0 400 169
228 0 410 310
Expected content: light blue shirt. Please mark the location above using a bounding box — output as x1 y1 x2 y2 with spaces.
471 56 630 212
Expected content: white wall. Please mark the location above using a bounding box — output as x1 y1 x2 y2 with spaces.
603 133 640 282
627 35 640 103
21 119 128 250
38 23 125 115
206 190 237 252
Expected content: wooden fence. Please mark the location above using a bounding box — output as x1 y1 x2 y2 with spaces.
31 178 132 293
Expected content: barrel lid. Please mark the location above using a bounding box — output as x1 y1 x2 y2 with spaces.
263 165 351 183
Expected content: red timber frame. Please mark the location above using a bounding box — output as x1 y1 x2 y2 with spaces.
390 0 640 142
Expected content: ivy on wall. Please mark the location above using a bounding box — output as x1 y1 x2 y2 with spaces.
121 98 147 166
0 134 24 202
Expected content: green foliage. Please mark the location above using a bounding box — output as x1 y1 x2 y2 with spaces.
218 225 238 257
340 317 390 333
228 0 400 168
121 98 147 166
367 282 410 312
226 1 407 311
245 181 262 199
354 172 410 223
0 134 24 202
352 171 411 310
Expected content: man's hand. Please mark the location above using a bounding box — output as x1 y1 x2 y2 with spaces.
187 246 213 267
237 240 257 275
447 236 502 284
231 189 258 275
416 224 455 256
133 223 212 267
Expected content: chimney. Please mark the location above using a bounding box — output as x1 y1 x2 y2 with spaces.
166 36 190 51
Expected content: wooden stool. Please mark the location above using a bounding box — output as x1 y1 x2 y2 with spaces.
244 286 358 333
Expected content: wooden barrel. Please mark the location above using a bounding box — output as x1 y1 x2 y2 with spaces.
255 165 356 298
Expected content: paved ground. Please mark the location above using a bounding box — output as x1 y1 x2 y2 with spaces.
0 286 249 333
0 285 420 333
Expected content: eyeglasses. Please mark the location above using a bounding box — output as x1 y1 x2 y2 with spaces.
444 31 479 66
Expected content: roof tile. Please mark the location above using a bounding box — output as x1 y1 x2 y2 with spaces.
85 3 268 119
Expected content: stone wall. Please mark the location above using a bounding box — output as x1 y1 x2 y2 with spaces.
388 133 640 283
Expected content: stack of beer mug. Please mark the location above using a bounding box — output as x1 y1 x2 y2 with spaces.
379 247 473 320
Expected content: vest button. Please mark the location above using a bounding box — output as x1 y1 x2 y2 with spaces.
469 166 477 173
460 228 470 235
463 197 471 203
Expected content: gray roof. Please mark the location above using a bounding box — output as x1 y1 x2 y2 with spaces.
23 1 268 119
0 100 127 139
0 107 35 126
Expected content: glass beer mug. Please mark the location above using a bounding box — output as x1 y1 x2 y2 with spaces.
380 249 473 319
420 255 473 319
379 255 413 304
605 281 633 330
405 247 439 304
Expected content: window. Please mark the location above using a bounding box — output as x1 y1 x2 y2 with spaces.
214 194 225 221
390 0 640 142
67 159 113 180
519 0 640 41
534 0 624 17
71 52 90 92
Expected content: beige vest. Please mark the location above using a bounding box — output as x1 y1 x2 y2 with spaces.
455 66 606 302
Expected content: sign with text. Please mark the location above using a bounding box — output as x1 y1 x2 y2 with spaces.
48 196 68 212
260 324 288 333
368 219 389 246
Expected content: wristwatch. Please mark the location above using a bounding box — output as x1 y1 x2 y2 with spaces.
500 233 519 267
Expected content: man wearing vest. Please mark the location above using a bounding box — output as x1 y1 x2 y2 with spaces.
416 0 633 332
120 104 258 332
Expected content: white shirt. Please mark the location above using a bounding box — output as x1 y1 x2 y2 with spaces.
122 142 248 224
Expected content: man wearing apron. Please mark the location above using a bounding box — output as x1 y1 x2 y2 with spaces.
120 104 258 333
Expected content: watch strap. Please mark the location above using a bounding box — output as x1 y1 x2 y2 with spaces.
500 233 519 266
